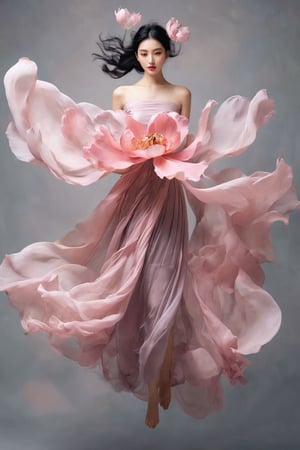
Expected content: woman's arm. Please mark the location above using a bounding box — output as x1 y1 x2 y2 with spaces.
112 86 125 110
180 87 192 120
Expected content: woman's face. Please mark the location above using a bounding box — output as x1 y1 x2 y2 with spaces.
136 38 168 75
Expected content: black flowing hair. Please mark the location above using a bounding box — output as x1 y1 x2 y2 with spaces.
92 22 180 79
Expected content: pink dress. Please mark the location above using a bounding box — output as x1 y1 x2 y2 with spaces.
0 58 299 418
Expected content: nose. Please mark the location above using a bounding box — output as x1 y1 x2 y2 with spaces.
148 53 155 64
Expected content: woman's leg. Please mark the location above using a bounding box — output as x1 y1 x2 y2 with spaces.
145 333 173 428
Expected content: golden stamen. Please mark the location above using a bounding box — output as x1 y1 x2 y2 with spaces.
131 133 167 150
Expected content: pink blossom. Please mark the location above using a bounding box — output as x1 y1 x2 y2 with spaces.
166 17 190 42
63 108 208 181
114 8 142 30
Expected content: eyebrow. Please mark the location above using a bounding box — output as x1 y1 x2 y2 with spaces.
139 48 163 52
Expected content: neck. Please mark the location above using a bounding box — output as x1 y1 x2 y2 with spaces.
138 72 168 86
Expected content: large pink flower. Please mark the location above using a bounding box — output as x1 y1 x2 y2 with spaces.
62 107 209 181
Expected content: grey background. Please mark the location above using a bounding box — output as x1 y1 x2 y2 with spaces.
0 0 300 449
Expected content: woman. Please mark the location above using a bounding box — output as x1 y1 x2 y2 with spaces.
0 15 298 429
94 22 192 427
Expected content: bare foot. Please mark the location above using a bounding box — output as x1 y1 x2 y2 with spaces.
159 378 171 410
159 334 173 410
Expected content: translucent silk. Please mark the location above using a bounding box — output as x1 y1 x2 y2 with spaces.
0 58 299 418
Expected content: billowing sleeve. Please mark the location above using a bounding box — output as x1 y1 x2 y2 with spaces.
191 89 275 164
4 57 106 185
176 91 300 392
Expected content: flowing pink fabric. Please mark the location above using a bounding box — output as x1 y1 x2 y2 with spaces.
0 58 299 418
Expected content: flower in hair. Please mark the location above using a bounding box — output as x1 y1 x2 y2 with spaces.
166 17 190 42
115 8 142 30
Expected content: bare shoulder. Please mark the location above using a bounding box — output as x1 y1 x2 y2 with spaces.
112 85 127 110
112 86 122 110
171 84 192 119
173 85 191 101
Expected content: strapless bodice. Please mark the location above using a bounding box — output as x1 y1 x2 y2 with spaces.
123 100 180 124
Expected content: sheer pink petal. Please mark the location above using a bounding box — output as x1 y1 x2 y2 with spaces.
84 141 136 171
125 115 146 138
178 99 217 166
154 156 208 181
4 58 104 185
184 176 250 211
94 109 128 138
233 270 281 354
119 128 136 152
231 158 298 223
131 145 166 159
168 112 190 143
171 132 205 162
197 99 217 144
62 107 95 148
78 102 105 120
193 89 275 163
